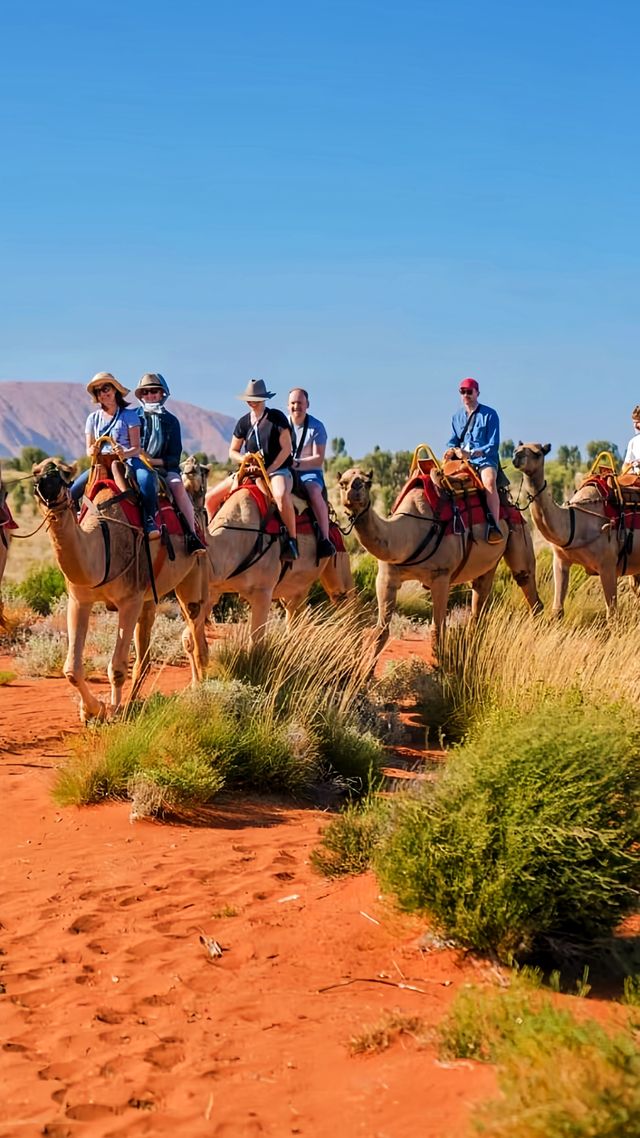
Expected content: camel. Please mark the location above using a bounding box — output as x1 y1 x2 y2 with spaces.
0 464 14 626
33 459 209 721
181 457 353 639
338 466 542 650
512 442 640 617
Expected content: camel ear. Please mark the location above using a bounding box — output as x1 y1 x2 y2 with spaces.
202 463 211 473
543 443 551 455
517 440 523 447
365 470 373 485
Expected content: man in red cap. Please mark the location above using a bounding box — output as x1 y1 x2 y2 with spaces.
446 378 502 543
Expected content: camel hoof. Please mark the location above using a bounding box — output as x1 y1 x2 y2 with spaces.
79 700 107 725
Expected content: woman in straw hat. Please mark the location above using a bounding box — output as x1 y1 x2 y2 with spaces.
70 372 160 538
205 378 298 560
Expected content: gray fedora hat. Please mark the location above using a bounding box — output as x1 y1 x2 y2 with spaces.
236 378 276 401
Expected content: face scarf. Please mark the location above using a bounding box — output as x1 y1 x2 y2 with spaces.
142 403 167 458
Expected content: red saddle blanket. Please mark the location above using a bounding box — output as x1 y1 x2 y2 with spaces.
391 475 524 534
577 476 640 529
79 479 184 537
0 502 18 530
229 483 345 552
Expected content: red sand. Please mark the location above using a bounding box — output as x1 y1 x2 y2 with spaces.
1 632 618 1138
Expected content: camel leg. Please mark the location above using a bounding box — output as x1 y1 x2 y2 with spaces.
503 524 543 614
552 552 570 619
64 593 104 722
470 567 497 620
600 561 619 618
429 572 451 654
108 599 144 713
248 588 274 643
373 561 399 655
130 599 157 699
176 595 209 685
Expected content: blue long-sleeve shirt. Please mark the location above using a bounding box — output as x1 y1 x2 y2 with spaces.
448 403 500 469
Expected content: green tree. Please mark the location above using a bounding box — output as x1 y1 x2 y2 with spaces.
585 440 621 466
361 446 413 513
499 439 515 461
19 446 49 471
556 444 582 470
331 437 347 458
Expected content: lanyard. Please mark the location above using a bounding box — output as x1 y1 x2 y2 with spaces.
248 411 267 455
290 414 309 459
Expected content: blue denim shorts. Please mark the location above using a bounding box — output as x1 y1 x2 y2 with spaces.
298 470 325 489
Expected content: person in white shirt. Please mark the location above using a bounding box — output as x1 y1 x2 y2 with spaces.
288 388 336 559
622 405 640 472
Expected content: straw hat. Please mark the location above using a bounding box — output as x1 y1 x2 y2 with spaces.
236 378 276 401
135 373 170 400
86 372 130 400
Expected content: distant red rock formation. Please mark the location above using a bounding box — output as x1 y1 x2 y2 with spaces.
0 381 234 461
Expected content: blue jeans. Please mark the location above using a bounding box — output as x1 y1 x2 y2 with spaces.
70 458 157 518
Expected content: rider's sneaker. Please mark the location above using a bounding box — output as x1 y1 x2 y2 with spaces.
144 515 161 540
486 517 503 544
184 529 207 556
280 537 299 563
317 536 336 559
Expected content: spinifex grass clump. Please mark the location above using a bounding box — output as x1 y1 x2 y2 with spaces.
53 607 384 809
211 604 384 786
376 699 640 960
440 981 640 1137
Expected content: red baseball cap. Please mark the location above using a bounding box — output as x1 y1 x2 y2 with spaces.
459 377 479 392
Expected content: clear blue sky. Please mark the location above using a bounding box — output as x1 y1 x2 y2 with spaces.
1 0 638 458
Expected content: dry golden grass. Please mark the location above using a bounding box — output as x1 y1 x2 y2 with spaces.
3 502 55 584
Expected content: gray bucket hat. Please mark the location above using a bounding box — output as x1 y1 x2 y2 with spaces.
236 378 276 401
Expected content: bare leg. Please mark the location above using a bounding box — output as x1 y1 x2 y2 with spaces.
271 475 296 540
305 482 331 540
205 475 233 522
167 474 197 530
65 593 105 722
480 465 501 524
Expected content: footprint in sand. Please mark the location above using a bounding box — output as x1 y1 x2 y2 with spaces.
144 1039 185 1070
67 913 103 936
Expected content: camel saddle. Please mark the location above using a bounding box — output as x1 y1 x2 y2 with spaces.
229 479 345 551
430 458 484 498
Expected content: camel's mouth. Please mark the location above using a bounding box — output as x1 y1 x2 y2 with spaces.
34 464 71 509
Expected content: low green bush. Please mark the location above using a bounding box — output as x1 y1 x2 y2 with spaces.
16 565 66 615
440 982 640 1137
311 793 389 878
376 699 640 960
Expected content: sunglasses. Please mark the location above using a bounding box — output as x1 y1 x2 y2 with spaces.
95 384 114 395
142 388 163 395
459 388 475 395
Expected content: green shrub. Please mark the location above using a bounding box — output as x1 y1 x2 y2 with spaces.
0 670 16 685
17 565 66 615
311 793 389 877
376 700 640 960
440 982 640 1137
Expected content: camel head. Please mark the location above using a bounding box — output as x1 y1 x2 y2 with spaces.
337 468 374 519
180 456 210 509
33 459 75 510
512 442 551 481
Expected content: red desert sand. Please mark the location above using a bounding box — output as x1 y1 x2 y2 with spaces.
0 632 575 1137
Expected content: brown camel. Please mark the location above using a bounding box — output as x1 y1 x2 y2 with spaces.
181 457 353 639
338 466 542 649
0 464 13 626
33 460 209 721
513 442 640 617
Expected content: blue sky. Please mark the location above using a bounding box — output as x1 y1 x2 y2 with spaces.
1 0 638 458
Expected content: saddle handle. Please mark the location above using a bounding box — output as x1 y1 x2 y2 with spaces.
409 443 441 477
237 451 274 500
